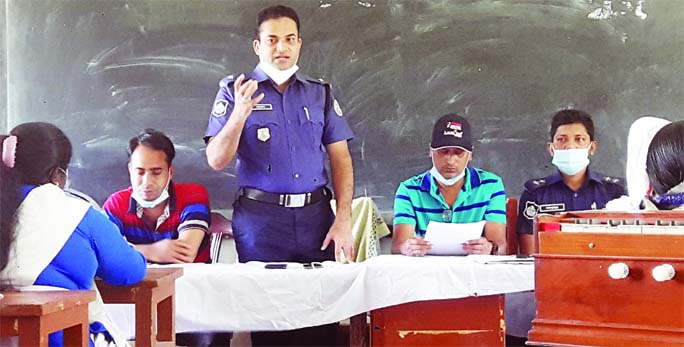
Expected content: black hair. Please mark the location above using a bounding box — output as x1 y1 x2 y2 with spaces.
0 137 19 272
646 120 684 195
255 5 300 39
549 109 595 141
128 128 175 166
1 122 72 271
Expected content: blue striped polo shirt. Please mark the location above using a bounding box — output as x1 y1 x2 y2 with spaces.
394 167 507 236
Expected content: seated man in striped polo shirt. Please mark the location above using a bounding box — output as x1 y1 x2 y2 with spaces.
103 129 212 263
392 114 507 256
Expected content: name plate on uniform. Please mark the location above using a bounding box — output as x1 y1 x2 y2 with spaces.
252 104 273 111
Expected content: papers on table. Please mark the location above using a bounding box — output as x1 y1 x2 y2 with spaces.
424 220 486 255
468 254 534 265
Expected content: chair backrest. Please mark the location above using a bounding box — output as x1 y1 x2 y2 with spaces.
506 198 519 255
208 212 237 264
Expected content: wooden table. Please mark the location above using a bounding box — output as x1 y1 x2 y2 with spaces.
368 295 505 346
0 290 95 347
96 267 183 347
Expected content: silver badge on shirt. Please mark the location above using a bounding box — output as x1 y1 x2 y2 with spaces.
257 127 271 142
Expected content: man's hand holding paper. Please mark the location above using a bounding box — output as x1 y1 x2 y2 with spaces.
423 220 486 255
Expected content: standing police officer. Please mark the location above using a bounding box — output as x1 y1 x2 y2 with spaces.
516 109 626 256
204 5 354 346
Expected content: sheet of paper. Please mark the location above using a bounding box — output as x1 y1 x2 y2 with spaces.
424 220 486 255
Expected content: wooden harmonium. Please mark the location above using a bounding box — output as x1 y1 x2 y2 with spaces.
528 211 684 347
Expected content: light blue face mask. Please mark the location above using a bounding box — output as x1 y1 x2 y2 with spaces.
430 166 466 186
552 146 591 176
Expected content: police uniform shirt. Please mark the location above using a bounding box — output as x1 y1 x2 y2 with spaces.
516 169 626 235
204 66 354 194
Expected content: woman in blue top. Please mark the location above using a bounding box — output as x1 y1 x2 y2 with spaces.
0 122 147 347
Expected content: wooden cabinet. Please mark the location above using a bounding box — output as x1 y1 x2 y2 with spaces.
370 296 505 346
528 212 684 347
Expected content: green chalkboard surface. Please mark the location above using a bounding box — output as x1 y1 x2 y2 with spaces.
6 0 683 211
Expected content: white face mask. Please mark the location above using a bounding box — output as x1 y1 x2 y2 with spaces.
132 180 170 209
57 167 70 190
258 62 299 85
552 146 591 176
430 166 466 186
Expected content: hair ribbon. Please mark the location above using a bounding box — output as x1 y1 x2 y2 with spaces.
2 135 17 168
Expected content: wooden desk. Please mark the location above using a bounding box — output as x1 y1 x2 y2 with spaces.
104 258 533 339
369 295 505 346
96 267 183 347
0 290 95 347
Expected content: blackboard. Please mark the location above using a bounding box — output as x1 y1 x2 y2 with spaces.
4 0 684 213
0 2 6 133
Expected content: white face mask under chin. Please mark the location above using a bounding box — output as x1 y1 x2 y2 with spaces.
133 181 170 209
552 146 591 176
259 62 299 85
430 166 466 186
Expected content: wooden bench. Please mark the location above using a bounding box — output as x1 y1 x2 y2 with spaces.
0 290 95 347
96 267 183 347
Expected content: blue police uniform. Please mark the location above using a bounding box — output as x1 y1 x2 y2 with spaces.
516 169 626 235
204 65 354 263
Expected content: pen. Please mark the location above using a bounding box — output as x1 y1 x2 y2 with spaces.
303 107 310 121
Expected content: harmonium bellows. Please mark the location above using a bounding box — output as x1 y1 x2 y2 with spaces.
528 210 684 347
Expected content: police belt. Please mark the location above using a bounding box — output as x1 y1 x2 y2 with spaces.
239 187 329 208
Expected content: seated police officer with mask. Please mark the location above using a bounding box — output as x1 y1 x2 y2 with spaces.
516 109 626 256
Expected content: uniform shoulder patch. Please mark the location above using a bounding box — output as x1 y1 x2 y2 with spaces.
523 201 540 220
212 99 228 117
333 99 343 116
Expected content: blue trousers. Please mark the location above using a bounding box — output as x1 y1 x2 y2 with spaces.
232 192 340 346
232 194 336 263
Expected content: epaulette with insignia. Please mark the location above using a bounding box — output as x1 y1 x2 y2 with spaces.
524 177 548 192
304 76 329 87
219 74 237 88
602 176 624 186
304 76 337 116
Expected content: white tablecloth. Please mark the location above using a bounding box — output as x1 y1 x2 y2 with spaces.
105 255 533 337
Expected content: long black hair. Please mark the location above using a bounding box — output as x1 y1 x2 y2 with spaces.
0 122 72 271
646 121 684 196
